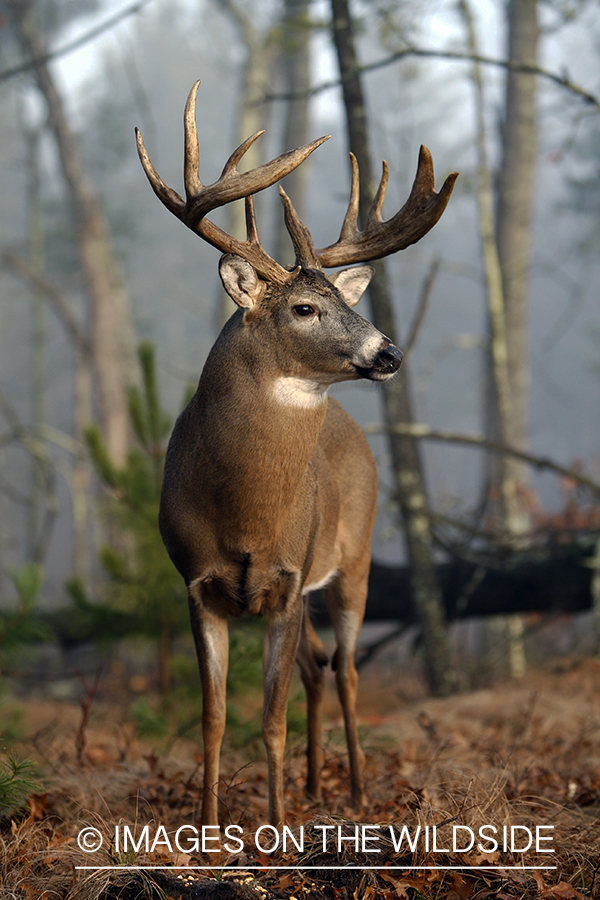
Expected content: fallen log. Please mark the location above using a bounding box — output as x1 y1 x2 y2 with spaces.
310 539 597 625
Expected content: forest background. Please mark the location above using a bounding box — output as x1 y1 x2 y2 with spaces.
0 2 600 897
0 0 599 702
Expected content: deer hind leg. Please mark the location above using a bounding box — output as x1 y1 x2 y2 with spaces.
296 602 328 801
187 585 229 827
262 592 304 826
326 577 367 810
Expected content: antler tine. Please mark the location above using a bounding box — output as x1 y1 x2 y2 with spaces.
136 83 334 284
221 130 266 179
412 144 436 196
366 160 389 227
245 196 259 245
183 81 202 197
184 133 331 227
338 152 360 241
135 127 186 219
278 186 320 269
316 146 458 268
394 145 458 225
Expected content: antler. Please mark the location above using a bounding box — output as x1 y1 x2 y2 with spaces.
137 82 458 282
136 81 330 284
315 147 458 268
278 185 321 269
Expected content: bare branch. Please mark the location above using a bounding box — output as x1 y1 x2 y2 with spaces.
0 385 59 562
363 421 600 497
263 46 600 111
402 255 441 362
210 0 257 50
1 249 89 352
0 0 154 84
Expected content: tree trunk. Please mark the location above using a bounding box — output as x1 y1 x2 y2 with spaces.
459 0 538 676
274 0 311 265
9 0 137 466
492 0 539 675
212 0 277 326
22 120 46 561
329 0 455 695
496 0 539 497
459 0 521 535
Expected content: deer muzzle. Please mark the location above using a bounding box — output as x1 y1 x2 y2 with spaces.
356 341 403 381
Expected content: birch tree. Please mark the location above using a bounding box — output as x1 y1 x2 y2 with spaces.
495 0 539 509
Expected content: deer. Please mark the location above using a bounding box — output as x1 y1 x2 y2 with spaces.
136 82 457 827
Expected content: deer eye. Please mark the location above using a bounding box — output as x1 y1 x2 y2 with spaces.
293 304 317 317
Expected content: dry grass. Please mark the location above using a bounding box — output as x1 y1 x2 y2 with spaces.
2 657 600 898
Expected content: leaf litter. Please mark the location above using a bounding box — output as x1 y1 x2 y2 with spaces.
1 658 599 898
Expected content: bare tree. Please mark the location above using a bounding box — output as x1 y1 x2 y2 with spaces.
459 0 521 535
20 118 45 560
329 0 457 696
495 0 539 502
211 0 279 324
5 0 138 466
470 0 539 532
458 0 539 676
490 0 539 675
274 0 311 263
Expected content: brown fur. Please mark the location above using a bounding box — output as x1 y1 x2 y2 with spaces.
159 265 401 825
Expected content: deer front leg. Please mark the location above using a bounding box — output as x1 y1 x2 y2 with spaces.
188 587 229 826
262 593 304 826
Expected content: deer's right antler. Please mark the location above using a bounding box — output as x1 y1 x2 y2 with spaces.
136 81 330 285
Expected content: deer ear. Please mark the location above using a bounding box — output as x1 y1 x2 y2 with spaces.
329 265 374 307
219 254 264 308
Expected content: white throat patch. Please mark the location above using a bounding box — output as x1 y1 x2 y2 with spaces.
271 376 329 409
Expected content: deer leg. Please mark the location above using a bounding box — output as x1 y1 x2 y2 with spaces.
326 583 366 810
262 594 304 826
188 586 229 827
296 604 328 801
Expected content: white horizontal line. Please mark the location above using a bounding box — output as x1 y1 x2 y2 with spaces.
75 865 558 871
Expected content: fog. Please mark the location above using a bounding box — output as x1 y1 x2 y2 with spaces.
0 0 598 598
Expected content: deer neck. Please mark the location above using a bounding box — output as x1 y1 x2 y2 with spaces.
196 318 328 531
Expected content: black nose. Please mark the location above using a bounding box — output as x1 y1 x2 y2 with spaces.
378 343 403 373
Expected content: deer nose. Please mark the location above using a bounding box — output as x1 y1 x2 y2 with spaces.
378 343 403 372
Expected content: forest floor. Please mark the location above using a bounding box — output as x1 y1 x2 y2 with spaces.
1 653 600 899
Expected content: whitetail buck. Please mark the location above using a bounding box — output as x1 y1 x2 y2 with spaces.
136 82 456 826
